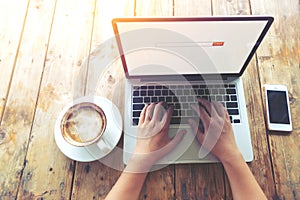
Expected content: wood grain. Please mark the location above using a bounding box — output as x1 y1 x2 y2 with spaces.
0 0 54 199
0 1 298 199
135 0 173 16
173 0 212 16
212 0 276 199
72 0 134 199
16 0 95 199
212 0 250 15
173 1 227 199
0 0 29 117
250 0 300 199
133 1 177 199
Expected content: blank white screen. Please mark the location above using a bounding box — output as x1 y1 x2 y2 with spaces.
116 20 268 76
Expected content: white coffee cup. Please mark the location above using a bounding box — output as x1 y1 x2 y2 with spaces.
60 101 115 155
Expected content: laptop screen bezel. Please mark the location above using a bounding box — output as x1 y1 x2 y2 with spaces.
112 16 274 81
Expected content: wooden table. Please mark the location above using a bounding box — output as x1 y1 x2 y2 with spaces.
0 0 299 199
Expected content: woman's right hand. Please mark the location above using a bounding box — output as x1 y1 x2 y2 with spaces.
188 98 243 163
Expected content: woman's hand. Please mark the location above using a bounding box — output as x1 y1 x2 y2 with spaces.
188 98 242 163
129 102 185 172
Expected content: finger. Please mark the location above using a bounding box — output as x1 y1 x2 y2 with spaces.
152 102 166 120
211 101 225 117
145 103 155 121
161 106 172 128
139 104 149 124
197 98 212 117
191 104 210 131
188 119 205 144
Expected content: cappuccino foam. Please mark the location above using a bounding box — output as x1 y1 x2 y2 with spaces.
63 104 106 144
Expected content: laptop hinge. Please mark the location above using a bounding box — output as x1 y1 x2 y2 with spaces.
134 74 239 83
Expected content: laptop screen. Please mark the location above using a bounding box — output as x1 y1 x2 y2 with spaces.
112 17 273 79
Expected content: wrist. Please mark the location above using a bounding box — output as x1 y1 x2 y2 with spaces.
125 154 154 173
219 151 244 166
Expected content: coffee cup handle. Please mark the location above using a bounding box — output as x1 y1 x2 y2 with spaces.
96 139 111 154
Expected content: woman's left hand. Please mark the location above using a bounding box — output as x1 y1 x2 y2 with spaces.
129 102 185 171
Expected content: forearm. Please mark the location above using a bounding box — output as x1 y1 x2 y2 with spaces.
222 154 267 200
105 156 153 200
105 171 147 200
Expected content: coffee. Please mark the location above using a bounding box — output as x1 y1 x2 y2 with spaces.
60 102 107 146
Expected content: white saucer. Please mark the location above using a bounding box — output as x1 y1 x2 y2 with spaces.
54 96 123 162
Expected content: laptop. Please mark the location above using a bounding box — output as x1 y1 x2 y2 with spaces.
112 16 273 164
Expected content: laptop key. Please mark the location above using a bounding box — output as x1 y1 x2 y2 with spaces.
197 89 205 95
133 118 139 125
211 89 218 94
188 96 195 102
224 95 230 101
133 104 145 110
170 117 190 124
231 95 237 101
227 109 239 115
180 96 186 102
166 96 172 103
174 103 181 109
144 97 151 103
133 90 139 96
159 97 165 102
219 88 226 94
182 103 189 109
170 117 181 124
204 89 210 95
186 109 193 116
148 90 154 96
176 90 183 95
226 102 238 108
226 88 236 94
184 90 190 95
133 97 143 103
173 96 179 103
162 90 168 95
155 90 161 96
216 95 223 101
151 97 158 102
233 119 241 123
133 111 141 117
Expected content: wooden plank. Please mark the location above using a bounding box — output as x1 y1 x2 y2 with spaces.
174 0 212 16
135 0 173 16
133 1 176 199
212 0 250 15
172 1 228 200
0 0 28 118
212 0 276 199
141 166 176 199
250 0 300 199
71 0 135 199
176 163 225 199
0 0 54 199
16 0 96 199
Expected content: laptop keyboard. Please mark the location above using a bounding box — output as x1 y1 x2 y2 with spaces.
131 83 241 126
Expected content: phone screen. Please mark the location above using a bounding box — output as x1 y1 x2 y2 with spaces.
267 90 290 124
